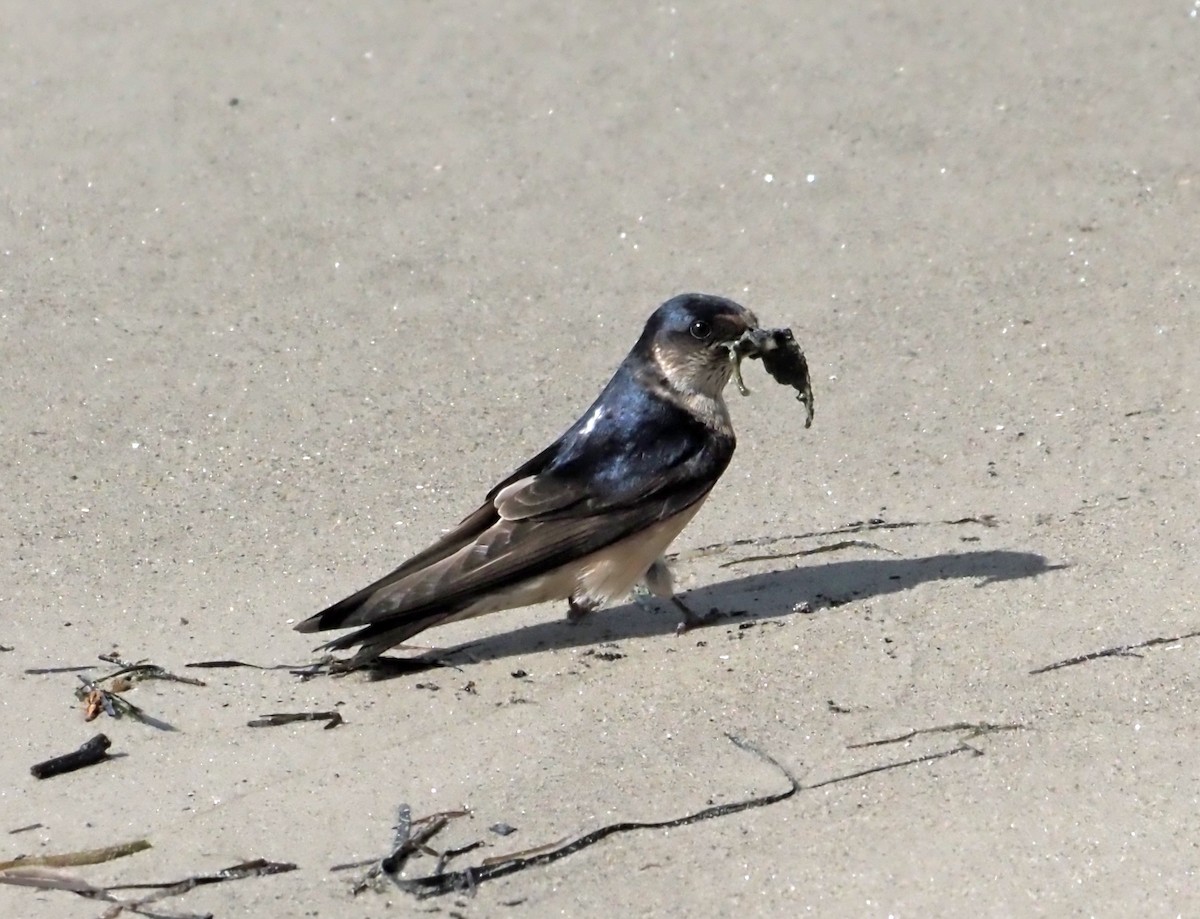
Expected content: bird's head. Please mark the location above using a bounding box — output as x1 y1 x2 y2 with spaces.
634 293 760 398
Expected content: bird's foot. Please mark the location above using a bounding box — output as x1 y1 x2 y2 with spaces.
669 596 724 634
568 596 598 623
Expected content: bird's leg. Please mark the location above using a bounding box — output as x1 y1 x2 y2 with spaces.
640 557 721 634
641 557 675 599
567 594 599 623
671 596 722 634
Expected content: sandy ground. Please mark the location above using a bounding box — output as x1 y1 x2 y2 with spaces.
3 1 1198 916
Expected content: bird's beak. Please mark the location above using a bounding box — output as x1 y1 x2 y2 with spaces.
711 309 760 350
723 323 779 395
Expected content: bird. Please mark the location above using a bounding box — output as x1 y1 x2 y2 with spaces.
295 292 761 664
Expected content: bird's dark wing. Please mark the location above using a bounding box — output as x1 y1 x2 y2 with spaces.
293 439 561 633
295 375 732 644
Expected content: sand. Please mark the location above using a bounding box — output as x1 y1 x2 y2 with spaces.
3 1 1197 915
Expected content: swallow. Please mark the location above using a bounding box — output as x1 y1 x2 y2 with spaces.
295 292 760 664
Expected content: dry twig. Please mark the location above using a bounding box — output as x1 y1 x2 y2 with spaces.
30 734 113 779
0 839 149 871
1030 629 1200 674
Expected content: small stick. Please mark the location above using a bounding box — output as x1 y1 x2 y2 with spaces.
96 655 207 687
433 840 485 875
247 711 344 730
847 721 1025 749
1030 629 1200 674
479 837 568 867
0 839 150 870
105 857 296 891
185 659 267 669
721 538 898 569
30 734 112 779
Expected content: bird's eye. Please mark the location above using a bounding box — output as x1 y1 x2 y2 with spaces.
689 320 711 340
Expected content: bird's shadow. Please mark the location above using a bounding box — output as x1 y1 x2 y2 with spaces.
371 549 1065 674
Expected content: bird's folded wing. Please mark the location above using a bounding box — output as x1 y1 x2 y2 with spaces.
295 441 566 631
296 428 726 632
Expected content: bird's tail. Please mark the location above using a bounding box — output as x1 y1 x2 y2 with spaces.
296 589 474 663
317 613 453 662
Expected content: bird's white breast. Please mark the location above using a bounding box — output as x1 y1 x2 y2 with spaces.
573 499 706 606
